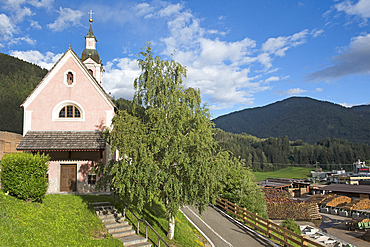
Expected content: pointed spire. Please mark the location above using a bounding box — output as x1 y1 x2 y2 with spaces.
85 22 97 41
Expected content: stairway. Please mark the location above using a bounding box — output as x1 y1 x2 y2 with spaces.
92 202 152 247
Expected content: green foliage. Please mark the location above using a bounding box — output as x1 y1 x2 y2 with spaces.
0 152 50 202
213 96 370 145
214 128 370 172
0 53 48 134
0 192 122 246
280 218 301 235
104 43 227 239
220 156 268 218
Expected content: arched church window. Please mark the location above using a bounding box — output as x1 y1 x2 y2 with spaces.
88 69 93 76
59 105 81 118
67 72 74 85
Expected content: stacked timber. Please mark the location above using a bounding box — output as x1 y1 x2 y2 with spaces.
321 195 351 207
306 194 333 204
264 188 321 220
343 199 370 210
266 202 321 220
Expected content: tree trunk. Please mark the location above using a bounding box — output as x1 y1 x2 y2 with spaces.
167 215 175 239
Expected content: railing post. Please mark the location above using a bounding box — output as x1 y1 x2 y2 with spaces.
268 219 272 238
234 205 237 216
255 213 258 228
137 221 140 235
284 230 287 246
145 223 148 239
243 208 247 223
224 198 228 211
158 237 160 247
113 190 116 208
302 236 307 246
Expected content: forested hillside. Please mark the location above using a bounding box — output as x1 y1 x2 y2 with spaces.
213 97 370 145
0 53 48 134
214 128 370 172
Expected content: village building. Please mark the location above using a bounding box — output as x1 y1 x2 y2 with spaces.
257 178 311 197
17 17 115 193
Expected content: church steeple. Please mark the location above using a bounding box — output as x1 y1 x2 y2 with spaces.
81 11 103 83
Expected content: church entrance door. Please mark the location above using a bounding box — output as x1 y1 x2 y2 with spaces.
60 164 77 191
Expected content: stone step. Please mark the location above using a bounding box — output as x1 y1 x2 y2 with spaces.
108 225 133 234
93 202 152 247
111 229 136 238
105 221 130 229
96 208 120 215
94 205 114 211
101 217 126 224
98 212 122 219
91 202 111 206
118 235 148 246
127 242 152 247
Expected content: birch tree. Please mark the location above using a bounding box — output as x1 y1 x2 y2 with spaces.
105 43 225 239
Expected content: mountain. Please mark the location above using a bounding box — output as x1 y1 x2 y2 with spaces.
0 53 48 134
213 97 370 145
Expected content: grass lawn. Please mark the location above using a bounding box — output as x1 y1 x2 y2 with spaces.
0 190 121 246
253 166 313 181
0 190 206 247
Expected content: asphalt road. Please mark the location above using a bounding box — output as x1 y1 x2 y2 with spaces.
181 206 277 247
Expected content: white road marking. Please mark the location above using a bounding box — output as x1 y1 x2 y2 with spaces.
180 208 215 247
184 206 233 247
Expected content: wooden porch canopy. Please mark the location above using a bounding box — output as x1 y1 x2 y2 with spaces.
16 131 106 151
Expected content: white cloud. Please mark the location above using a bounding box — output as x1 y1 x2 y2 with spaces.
316 88 323 92
275 88 307 96
158 3 183 17
265 76 279 83
340 102 355 108
306 33 370 81
12 6 33 23
335 0 370 26
135 3 154 17
0 14 16 41
47 7 83 32
30 20 41 29
262 29 309 58
311 29 324 37
29 0 54 9
103 57 141 100
7 36 36 46
9 50 62 69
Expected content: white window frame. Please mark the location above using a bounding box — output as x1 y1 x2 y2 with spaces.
64 70 76 87
52 100 85 122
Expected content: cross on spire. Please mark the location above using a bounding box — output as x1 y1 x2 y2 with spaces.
88 10 94 22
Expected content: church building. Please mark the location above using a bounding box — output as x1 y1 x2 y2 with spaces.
17 16 115 193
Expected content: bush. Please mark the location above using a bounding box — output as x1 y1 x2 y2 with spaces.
0 152 50 202
220 157 268 218
280 218 301 235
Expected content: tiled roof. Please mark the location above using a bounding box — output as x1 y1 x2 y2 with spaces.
320 184 370 194
16 131 105 151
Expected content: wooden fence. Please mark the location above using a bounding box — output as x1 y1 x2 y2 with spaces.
0 131 23 160
216 198 325 247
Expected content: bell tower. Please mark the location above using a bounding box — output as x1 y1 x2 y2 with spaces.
81 10 103 83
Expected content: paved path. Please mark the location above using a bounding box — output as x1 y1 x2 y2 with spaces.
181 206 276 247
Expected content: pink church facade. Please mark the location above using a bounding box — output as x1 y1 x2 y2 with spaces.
17 19 115 193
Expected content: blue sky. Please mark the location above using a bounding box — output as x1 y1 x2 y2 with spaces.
1 0 369 118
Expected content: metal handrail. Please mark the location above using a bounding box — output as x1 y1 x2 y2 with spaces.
113 190 170 247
